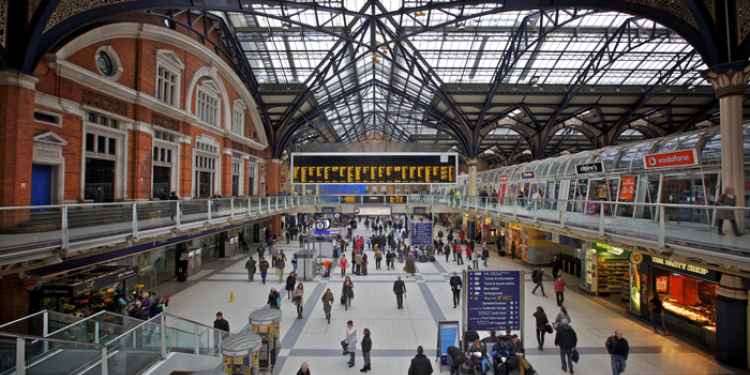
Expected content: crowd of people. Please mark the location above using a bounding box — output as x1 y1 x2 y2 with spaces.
223 215 637 375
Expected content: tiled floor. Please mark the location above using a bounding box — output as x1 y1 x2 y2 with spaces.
163 224 742 375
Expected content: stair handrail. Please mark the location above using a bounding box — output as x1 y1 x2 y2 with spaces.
0 310 50 332
101 314 161 346
45 310 142 338
0 331 103 348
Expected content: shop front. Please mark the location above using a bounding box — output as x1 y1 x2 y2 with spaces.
555 235 583 278
504 223 524 259
30 265 137 316
630 254 720 349
581 242 630 307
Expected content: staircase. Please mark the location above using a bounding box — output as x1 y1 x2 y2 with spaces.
0 310 225 375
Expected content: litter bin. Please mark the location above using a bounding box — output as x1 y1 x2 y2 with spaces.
222 332 262 375
296 249 316 281
249 306 282 372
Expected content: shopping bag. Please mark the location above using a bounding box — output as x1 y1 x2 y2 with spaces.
571 349 580 363
545 324 553 334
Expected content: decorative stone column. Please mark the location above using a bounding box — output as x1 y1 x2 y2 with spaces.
266 159 282 237
715 274 748 367
706 62 750 233
467 158 480 198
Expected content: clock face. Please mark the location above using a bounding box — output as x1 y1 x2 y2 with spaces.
96 51 116 77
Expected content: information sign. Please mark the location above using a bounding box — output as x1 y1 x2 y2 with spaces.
410 222 433 246
465 270 522 331
436 321 460 365
575 162 604 174
291 152 458 184
643 149 698 169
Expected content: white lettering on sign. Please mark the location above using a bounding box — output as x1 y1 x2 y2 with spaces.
652 256 709 275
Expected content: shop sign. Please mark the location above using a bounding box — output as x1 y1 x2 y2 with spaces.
413 207 427 215
521 171 535 179
593 242 625 256
643 149 698 169
499 175 509 183
651 256 719 280
575 162 604 175
619 176 636 202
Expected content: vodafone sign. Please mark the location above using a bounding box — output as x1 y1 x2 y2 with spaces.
643 149 698 169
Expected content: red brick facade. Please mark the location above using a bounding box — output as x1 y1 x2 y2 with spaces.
0 22 273 206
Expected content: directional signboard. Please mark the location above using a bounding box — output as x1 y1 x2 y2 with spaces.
410 222 433 246
464 270 523 331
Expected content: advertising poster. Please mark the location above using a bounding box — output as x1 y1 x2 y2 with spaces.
619 176 636 202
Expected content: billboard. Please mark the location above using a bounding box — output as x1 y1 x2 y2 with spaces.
291 152 458 184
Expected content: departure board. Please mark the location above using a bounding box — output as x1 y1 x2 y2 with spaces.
291 153 458 184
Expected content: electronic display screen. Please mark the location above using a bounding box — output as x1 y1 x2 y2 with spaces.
291 153 458 184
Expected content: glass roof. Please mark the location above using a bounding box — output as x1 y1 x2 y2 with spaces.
223 2 710 145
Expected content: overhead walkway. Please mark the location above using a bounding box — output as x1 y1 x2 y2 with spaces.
1 194 748 274
0 309 224 375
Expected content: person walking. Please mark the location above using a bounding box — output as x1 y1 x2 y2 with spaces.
554 275 566 306
339 255 349 277
552 255 562 279
244 256 256 282
374 248 383 270
293 283 305 320
532 267 546 296
296 362 311 375
716 187 740 236
481 245 489 267
322 288 334 324
360 328 372 372
449 272 462 308
555 323 578 374
555 306 572 328
342 276 354 310
386 250 395 270
533 306 550 351
259 257 270 284
285 272 297 300
213 312 230 352
267 288 281 309
342 320 358 368
277 250 287 282
649 296 667 335
444 243 450 263
393 276 407 310
407 346 433 375
471 248 480 269
606 330 629 375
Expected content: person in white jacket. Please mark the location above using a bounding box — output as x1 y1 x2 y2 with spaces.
342 320 358 368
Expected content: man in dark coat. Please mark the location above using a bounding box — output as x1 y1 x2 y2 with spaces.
449 273 462 308
555 324 578 374
407 346 433 375
245 257 257 282
393 276 407 309
532 267 546 296
606 330 629 375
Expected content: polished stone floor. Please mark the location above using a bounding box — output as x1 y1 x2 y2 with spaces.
164 224 741 375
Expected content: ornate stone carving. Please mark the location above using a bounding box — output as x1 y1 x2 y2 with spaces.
738 0 750 43
44 0 135 33
81 89 129 116
0 0 7 48
624 0 698 29
705 63 750 98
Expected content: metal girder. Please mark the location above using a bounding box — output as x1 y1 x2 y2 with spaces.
604 49 701 144
536 16 672 155
476 9 595 130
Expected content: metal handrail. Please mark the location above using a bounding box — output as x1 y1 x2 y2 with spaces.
45 310 141 338
0 310 49 331
0 332 102 348
103 314 161 345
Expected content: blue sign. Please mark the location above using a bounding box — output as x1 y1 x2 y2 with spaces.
466 270 522 331
437 321 460 365
410 222 433 246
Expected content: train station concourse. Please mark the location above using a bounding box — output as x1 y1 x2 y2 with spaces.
3 1 750 374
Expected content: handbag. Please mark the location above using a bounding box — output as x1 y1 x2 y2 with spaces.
545 323 553 334
571 349 580 363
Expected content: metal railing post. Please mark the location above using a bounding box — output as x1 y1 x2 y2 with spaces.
100 346 108 375
560 205 566 229
16 337 25 375
658 205 666 247
95 321 100 344
284 196 288 209
42 310 49 352
131 203 138 238
230 199 235 219
217 332 223 356
275 197 279 211
193 326 200 354
599 203 605 236
207 200 213 221
247 198 252 217
175 201 182 229
160 314 167 358
267 197 271 212
61 206 69 250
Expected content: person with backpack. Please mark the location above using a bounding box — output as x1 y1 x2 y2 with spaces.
407 346 433 375
532 267 546 296
555 323 578 374
259 257 270 284
285 272 297 300
449 272 462 308
533 306 550 351
606 330 630 375
267 288 280 309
